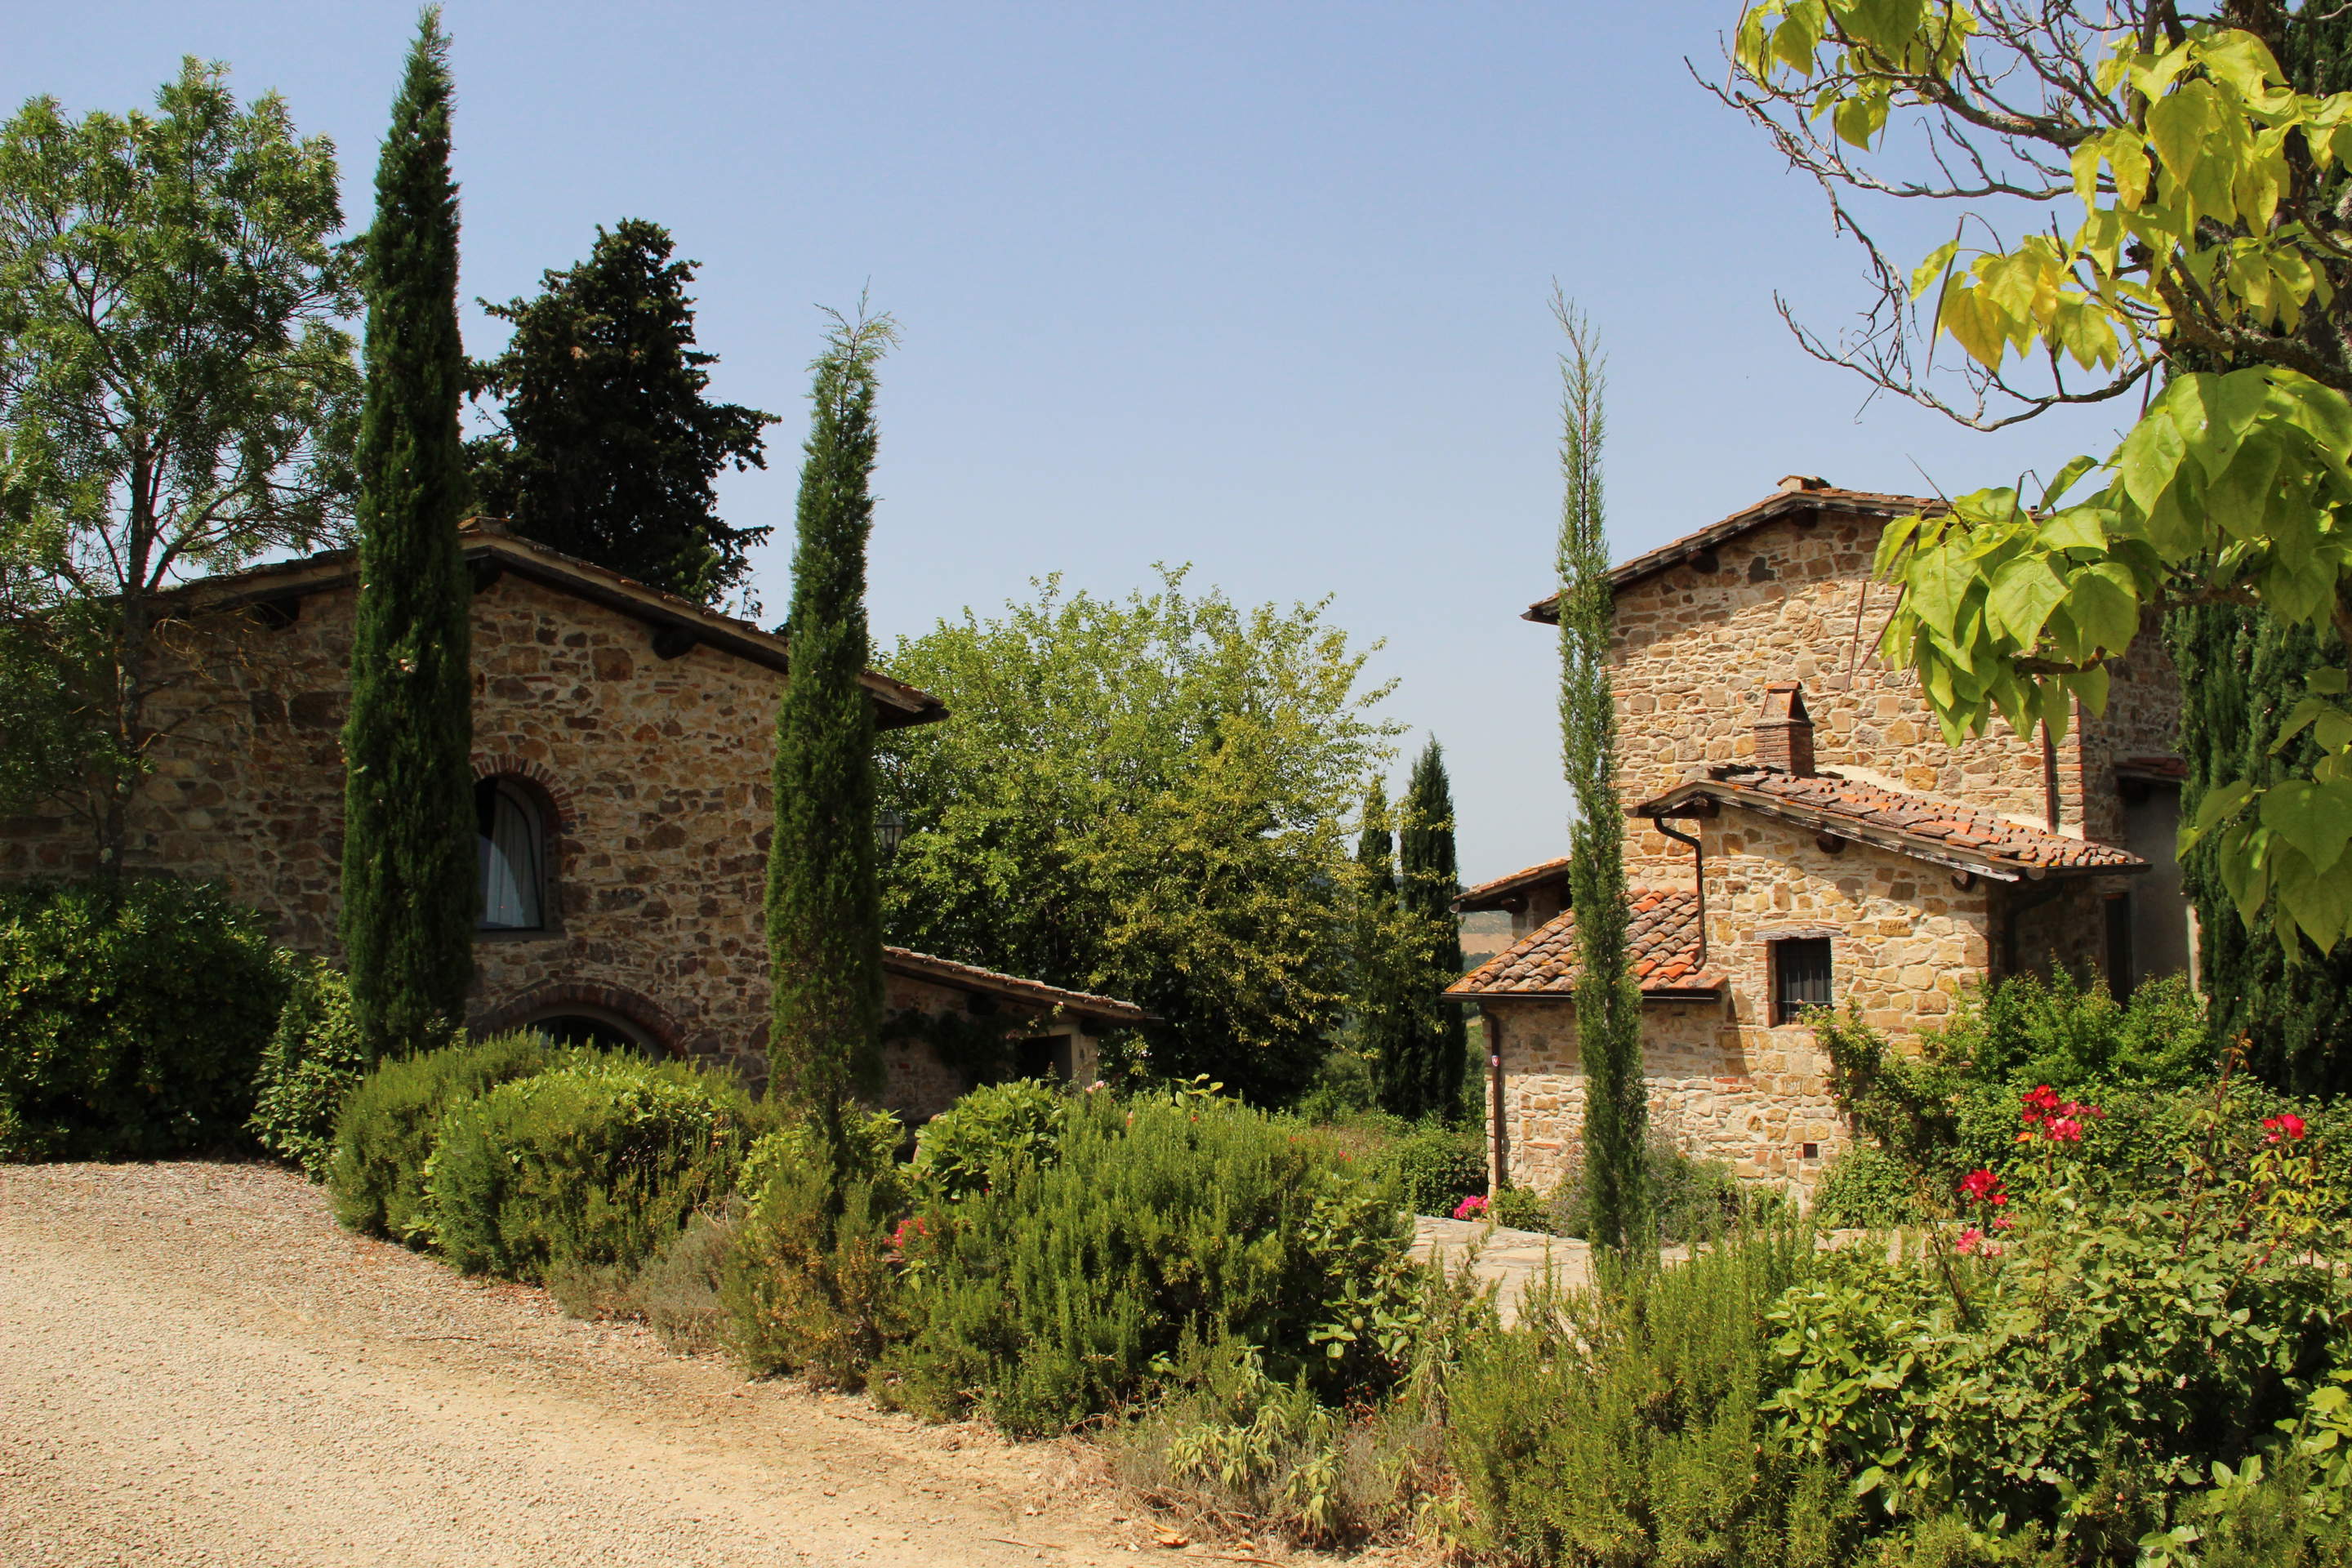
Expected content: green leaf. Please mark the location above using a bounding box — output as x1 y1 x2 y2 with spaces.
1986 558 2069 645
2259 779 2352 875
2146 81 2212 185
2065 563 2142 653
1909 238 1960 302
2036 459 2100 516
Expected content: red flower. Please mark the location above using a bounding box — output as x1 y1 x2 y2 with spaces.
2019 1085 2099 1142
1959 1169 2007 1205
1957 1227 2001 1257
2264 1112 2309 1144
2045 1116 2083 1143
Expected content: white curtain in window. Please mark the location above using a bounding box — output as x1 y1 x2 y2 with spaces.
479 785 542 929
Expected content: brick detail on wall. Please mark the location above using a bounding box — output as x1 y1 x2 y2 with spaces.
476 978 690 1057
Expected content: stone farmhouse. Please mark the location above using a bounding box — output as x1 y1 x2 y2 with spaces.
0 522 1148 1121
1446 475 2192 1195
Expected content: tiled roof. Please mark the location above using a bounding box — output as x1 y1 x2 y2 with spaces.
1523 477 1941 622
1445 889 1723 1000
1637 767 2147 880
883 947 1155 1024
159 522 948 729
1453 854 1574 913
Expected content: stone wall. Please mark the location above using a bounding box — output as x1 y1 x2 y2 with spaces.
0 574 1087 1123
1609 507 2169 880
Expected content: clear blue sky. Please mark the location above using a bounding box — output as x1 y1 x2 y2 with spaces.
11 2 2121 881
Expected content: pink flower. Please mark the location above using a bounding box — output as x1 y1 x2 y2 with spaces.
2265 1112 2309 1143
2045 1116 2083 1143
1453 1195 1490 1221
1956 1227 2001 1257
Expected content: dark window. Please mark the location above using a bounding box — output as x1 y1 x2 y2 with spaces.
476 777 546 930
1771 938 1833 1025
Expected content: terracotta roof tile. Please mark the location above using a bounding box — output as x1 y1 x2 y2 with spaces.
1524 479 1941 621
1639 768 2146 878
1445 889 1723 1000
881 947 1155 1024
1453 855 1574 912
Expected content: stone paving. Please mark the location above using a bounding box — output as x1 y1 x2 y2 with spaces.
1410 1217 1591 1322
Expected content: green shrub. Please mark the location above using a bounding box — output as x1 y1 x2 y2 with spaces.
325 1032 550 1243
1812 1143 1922 1229
909 1078 1067 1202
879 1091 1414 1437
1544 1131 1745 1245
1292 1045 1382 1123
724 1164 910 1389
1934 970 2208 1094
0 877 288 1160
247 960 371 1179
1379 1120 1486 1216
1447 1217 1849 1566
425 1052 751 1283
1486 1184 1551 1231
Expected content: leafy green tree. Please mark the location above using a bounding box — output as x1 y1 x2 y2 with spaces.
0 59 358 855
1556 296 1646 1250
340 12 475 1058
767 308 896 1160
467 218 774 606
1392 740 1469 1120
876 571 1397 1103
1727 4 2352 961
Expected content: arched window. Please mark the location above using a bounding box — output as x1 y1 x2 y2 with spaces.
475 777 547 930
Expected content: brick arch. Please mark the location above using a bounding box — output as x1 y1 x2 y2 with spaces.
470 754 578 835
474 979 688 1058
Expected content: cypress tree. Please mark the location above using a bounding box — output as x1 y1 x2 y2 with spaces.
2163 6 2352 1097
1356 778 1419 1118
2172 606 2352 1094
1399 738 1468 1118
340 11 475 1058
468 218 776 605
1555 296 1646 1250
766 308 896 1163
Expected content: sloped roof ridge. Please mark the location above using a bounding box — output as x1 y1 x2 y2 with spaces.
1523 480 1942 622
1444 887 1724 1000
882 946 1155 1023
1642 764 2145 878
1454 853 1574 912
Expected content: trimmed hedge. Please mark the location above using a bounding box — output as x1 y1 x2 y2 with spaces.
248 960 372 1179
326 1033 551 1244
0 877 287 1160
425 1053 751 1282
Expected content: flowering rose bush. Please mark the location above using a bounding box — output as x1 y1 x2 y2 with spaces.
1764 1085 2352 1562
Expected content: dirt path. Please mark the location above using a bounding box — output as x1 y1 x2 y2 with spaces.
0 1161 1238 1568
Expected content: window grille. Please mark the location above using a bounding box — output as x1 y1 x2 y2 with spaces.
1771 938 1833 1025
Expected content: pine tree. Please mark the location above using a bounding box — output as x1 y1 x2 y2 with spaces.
1356 778 1419 1117
468 219 775 605
1555 295 1646 1249
2163 7 2352 1098
340 11 475 1058
767 307 896 1165
1399 739 1468 1118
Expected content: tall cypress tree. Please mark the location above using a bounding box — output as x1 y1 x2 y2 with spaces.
341 11 475 1058
1356 777 1419 1118
2163 6 2352 1098
1399 739 1468 1118
468 218 775 605
766 308 896 1161
1556 296 1646 1249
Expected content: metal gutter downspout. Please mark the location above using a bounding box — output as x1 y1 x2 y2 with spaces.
1650 813 1708 973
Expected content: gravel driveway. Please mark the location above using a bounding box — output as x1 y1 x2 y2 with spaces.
0 1161 1205 1568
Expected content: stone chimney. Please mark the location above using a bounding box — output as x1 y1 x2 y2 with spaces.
1753 683 1815 775
1778 474 1829 493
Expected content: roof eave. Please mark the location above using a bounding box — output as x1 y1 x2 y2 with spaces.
1638 782 2149 882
